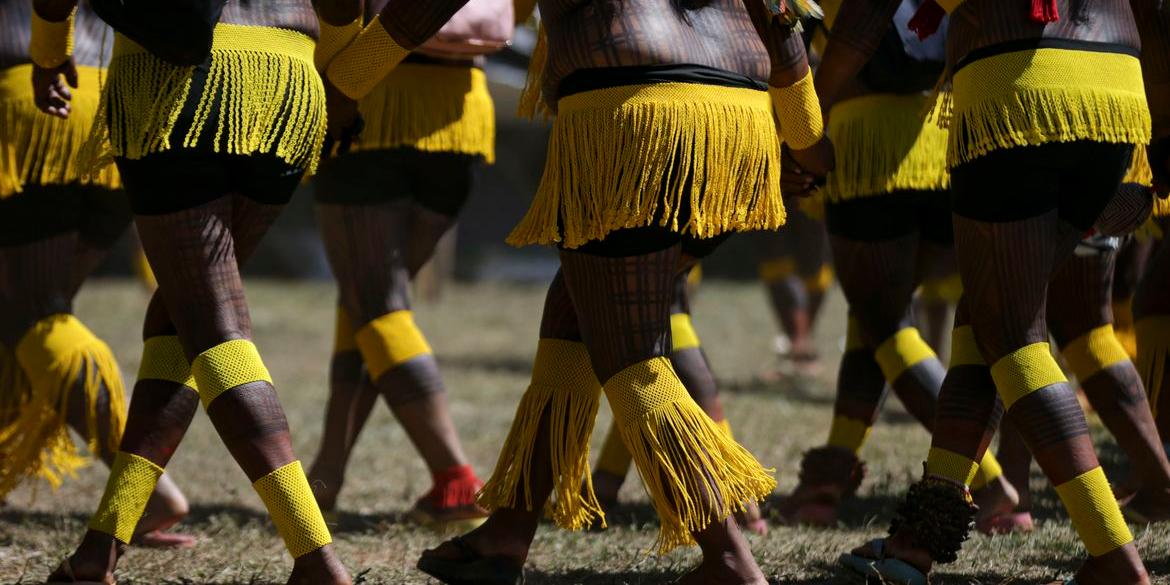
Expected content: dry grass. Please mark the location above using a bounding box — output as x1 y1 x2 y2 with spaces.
2 280 1169 584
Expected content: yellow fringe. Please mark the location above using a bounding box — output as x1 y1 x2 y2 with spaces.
1154 196 1170 219
0 315 126 498
949 48 1150 166
516 24 550 119
1137 316 1170 418
507 83 784 249
824 93 950 201
605 357 775 553
0 64 119 198
79 24 326 177
477 339 605 531
1123 144 1153 187
353 63 496 163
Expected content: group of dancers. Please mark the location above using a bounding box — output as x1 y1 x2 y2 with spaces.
1 0 1169 583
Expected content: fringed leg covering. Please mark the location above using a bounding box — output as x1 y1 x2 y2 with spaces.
0 314 126 497
605 357 775 553
478 339 604 531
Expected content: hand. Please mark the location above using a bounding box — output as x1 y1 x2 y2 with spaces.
323 79 362 157
781 135 834 197
31 58 78 119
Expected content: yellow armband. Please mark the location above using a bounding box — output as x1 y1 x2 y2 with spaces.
29 6 76 69
314 15 363 72
769 68 825 150
325 14 411 100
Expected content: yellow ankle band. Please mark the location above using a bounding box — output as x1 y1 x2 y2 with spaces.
926 446 980 487
604 356 775 553
594 421 633 477
1136 315 1170 418
354 310 432 381
991 342 1067 410
89 452 164 543
29 7 75 69
827 415 871 455
758 257 796 283
138 336 197 391
191 339 272 408
874 328 937 383
333 307 357 354
970 451 1004 491
801 265 834 294
715 418 733 439
325 15 411 100
845 316 866 352
670 313 701 352
253 460 332 558
314 15 362 71
1054 467 1133 556
769 68 825 150
1062 325 1130 383
949 325 985 367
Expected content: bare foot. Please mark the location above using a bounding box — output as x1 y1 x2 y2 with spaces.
134 473 195 548
1068 545 1149 585
47 531 120 584
592 470 623 512
1122 486 1170 523
973 475 1019 533
287 547 351 585
683 519 767 585
307 462 343 513
677 558 768 585
735 500 768 536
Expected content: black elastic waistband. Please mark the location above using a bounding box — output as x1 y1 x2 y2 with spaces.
955 38 1141 73
558 63 768 98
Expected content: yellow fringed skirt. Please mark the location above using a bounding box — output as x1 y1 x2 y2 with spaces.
507 82 784 249
79 24 326 176
0 64 120 198
824 93 949 201
354 63 495 163
949 44 1150 167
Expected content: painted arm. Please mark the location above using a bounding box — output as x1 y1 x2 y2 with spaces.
814 0 899 110
30 0 80 118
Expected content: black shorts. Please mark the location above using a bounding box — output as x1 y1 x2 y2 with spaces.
0 185 132 247
951 141 1133 231
113 51 304 216
825 190 953 245
313 147 479 217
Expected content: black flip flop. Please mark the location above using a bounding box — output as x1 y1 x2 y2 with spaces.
416 535 524 585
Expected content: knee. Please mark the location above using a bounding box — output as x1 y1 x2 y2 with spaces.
351 309 433 383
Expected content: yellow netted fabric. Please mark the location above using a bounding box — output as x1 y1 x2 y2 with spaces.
354 63 495 162
508 83 784 249
314 15 362 72
354 310 432 381
137 335 197 391
926 446 980 486
325 15 411 100
1062 325 1130 383
89 451 164 543
670 313 701 352
0 65 119 198
874 327 937 383
824 93 949 201
826 415 871 454
190 339 272 408
950 48 1149 166
1055 467 1133 557
769 68 825 150
29 7 75 69
990 342 1066 410
79 24 325 177
253 460 333 558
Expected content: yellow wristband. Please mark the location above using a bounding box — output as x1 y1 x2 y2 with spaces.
769 67 825 150
29 6 75 69
325 14 411 100
315 14 363 72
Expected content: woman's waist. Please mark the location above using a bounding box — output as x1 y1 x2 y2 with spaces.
557 63 768 104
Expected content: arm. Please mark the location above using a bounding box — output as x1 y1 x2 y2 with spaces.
813 0 899 110
30 0 79 118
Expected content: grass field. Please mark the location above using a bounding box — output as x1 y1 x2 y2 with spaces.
2 279 1169 584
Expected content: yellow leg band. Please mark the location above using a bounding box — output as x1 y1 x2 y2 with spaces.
1054 467 1134 557
991 342 1067 410
137 336 197 391
845 316 867 352
325 15 411 100
333 307 358 354
595 421 633 477
1062 325 1131 383
874 328 937 383
826 415 872 455
29 7 75 69
670 313 701 352
970 451 1004 491
253 460 332 558
919 274 963 304
605 357 775 553
949 325 986 368
354 310 432 381
89 452 164 543
478 339 603 530
769 68 825 150
801 265 834 294
191 339 273 409
926 447 980 487
1136 315 1170 418
758 258 796 283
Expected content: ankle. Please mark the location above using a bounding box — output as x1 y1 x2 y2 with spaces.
71 531 120 576
1080 545 1148 585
